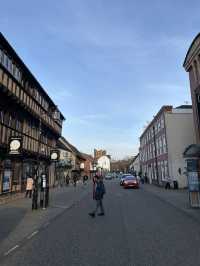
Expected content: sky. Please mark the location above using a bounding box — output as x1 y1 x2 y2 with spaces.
1 0 200 159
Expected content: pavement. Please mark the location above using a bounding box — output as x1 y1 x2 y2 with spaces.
143 183 200 223
1 180 200 266
0 181 90 258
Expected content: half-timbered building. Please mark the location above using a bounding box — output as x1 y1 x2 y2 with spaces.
0 33 64 195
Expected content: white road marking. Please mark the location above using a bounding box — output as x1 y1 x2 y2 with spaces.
51 204 68 209
27 230 39 240
4 245 19 256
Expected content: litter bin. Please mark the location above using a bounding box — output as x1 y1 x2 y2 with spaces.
173 180 178 190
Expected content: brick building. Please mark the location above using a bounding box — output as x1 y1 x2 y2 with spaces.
81 153 94 177
139 105 195 188
94 149 106 160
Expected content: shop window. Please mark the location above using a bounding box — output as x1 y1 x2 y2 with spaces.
12 162 21 190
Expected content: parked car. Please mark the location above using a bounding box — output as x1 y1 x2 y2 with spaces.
123 176 139 189
105 174 112 180
120 174 132 186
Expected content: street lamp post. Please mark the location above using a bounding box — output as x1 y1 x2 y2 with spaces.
32 112 48 210
93 161 97 175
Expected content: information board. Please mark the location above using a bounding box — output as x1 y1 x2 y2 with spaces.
2 170 11 192
188 172 199 192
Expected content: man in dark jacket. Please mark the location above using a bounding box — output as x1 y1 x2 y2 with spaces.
89 175 105 217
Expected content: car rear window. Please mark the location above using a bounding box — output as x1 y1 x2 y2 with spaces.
122 175 131 178
125 176 136 180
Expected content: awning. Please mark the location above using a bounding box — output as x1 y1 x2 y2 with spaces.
183 144 200 158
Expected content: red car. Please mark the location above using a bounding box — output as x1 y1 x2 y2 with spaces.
123 176 139 189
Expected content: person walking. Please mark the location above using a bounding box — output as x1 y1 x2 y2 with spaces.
89 175 106 217
25 175 34 198
83 175 88 185
73 174 77 187
65 174 70 186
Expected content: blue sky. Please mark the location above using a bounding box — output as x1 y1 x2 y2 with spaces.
1 0 199 159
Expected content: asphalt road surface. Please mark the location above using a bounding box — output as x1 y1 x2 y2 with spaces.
1 180 200 266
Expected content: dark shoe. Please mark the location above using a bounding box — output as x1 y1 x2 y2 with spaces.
98 213 105 216
89 212 95 218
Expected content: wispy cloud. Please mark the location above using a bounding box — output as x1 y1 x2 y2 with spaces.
2 0 197 159
48 88 72 103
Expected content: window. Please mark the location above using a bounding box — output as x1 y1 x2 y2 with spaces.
3 72 8 87
164 161 168 179
0 68 3 83
194 60 199 83
3 53 8 69
0 49 3 64
163 135 166 153
16 119 22 132
8 114 13 127
0 110 4 123
159 137 162 155
8 57 12 73
161 161 165 181
161 116 164 128
158 120 161 131
156 139 159 155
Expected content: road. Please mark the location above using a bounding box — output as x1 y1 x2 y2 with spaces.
1 180 200 266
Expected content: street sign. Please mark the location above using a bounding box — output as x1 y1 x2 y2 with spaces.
9 137 22 155
50 150 60 161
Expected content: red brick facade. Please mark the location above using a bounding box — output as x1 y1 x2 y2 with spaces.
140 106 171 185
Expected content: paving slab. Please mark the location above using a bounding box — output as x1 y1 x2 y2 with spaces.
0 182 91 257
143 183 200 223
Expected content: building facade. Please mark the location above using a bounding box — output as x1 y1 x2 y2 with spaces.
129 154 140 175
139 105 195 188
94 149 107 160
0 33 64 194
57 137 86 181
81 153 94 178
183 33 200 144
57 137 73 185
97 155 111 173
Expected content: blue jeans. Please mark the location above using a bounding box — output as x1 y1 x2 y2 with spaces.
94 199 104 214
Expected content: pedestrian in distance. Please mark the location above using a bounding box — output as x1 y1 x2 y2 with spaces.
83 175 88 185
65 174 70 186
73 174 77 187
144 172 148 183
25 175 34 198
138 171 144 184
89 175 106 218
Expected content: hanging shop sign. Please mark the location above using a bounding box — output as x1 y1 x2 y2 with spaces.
9 137 22 155
50 150 60 161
